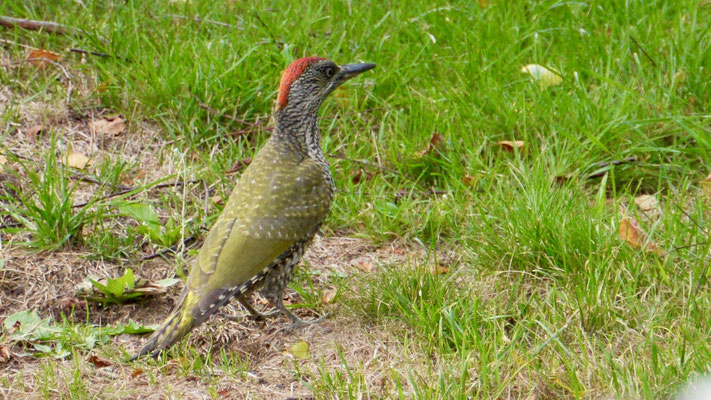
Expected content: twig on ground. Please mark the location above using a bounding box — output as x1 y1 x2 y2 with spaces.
673 203 709 235
0 16 75 35
0 219 23 230
68 48 112 58
0 39 121 61
586 157 638 179
629 35 658 67
69 173 133 192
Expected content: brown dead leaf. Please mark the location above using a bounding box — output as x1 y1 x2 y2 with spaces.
211 194 224 205
0 346 10 363
352 169 364 184
66 150 90 169
416 133 446 157
496 140 525 153
24 124 45 140
634 194 660 213
462 174 476 187
91 116 126 137
132 280 169 296
131 368 144 379
618 217 664 256
351 169 375 185
87 354 112 368
27 49 62 68
702 174 711 198
322 290 337 304
353 259 374 273
227 157 252 174
434 264 450 275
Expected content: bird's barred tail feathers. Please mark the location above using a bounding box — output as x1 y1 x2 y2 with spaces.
131 290 198 359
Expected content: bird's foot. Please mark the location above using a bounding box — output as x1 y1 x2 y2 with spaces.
245 309 282 321
283 310 329 330
237 297 281 321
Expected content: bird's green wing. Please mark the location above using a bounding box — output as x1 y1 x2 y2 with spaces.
186 144 332 315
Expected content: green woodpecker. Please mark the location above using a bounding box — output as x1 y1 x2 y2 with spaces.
133 57 375 358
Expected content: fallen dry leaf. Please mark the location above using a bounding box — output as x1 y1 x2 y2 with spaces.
24 124 44 140
521 64 562 89
351 169 375 185
434 264 450 275
416 133 446 157
702 174 711 198
554 173 574 185
462 174 476 187
496 140 525 153
322 290 337 304
66 150 90 169
352 169 364 184
287 341 310 360
634 194 661 213
131 368 144 379
27 49 62 68
227 157 252 174
353 259 374 273
618 217 664 256
210 194 224 205
87 354 112 368
132 280 171 296
90 116 126 137
0 346 10 363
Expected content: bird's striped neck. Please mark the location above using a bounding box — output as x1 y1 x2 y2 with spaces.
273 104 325 162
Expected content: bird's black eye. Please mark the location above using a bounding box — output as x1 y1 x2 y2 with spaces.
323 66 336 78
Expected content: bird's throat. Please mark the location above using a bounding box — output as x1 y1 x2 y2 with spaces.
273 107 324 160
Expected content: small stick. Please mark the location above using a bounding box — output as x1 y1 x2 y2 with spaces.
68 48 112 58
0 220 23 230
586 157 637 179
630 35 657 67
0 16 74 35
69 173 133 191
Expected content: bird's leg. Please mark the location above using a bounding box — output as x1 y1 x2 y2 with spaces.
270 293 329 330
263 265 328 329
236 296 281 320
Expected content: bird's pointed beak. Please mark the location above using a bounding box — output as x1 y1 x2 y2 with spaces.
337 63 376 81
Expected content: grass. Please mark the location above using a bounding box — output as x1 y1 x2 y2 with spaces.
1 0 711 398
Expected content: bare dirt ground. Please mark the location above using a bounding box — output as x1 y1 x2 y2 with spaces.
0 234 425 399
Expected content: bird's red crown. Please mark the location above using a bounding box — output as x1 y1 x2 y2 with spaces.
276 56 325 109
